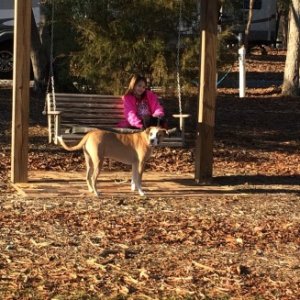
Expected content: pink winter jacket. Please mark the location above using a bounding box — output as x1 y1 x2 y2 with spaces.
117 90 165 128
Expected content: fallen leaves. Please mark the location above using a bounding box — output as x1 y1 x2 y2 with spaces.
0 50 300 298
0 195 299 298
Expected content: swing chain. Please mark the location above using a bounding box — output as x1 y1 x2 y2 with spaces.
176 0 183 115
43 0 56 114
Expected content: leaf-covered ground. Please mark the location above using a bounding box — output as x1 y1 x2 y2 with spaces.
0 49 299 299
0 194 299 299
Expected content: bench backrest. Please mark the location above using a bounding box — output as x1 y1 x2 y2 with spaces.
47 93 124 129
46 92 186 147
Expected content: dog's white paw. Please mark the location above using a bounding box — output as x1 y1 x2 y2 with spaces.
93 190 100 197
138 189 145 197
131 183 136 192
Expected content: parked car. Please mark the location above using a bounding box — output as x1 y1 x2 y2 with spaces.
0 0 40 79
0 18 13 79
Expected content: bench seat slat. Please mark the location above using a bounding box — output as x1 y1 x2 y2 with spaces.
51 98 123 106
61 124 118 130
56 102 123 106
56 103 123 109
62 116 123 120
51 93 122 99
51 97 122 104
54 102 122 107
62 116 123 121
54 98 123 103
62 119 121 125
60 118 123 123
68 108 123 113
57 112 123 118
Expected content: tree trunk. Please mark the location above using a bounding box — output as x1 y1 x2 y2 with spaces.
244 0 255 52
282 12 289 48
282 0 300 96
30 9 49 97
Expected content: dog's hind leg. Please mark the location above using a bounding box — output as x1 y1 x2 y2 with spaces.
91 158 103 197
83 148 94 193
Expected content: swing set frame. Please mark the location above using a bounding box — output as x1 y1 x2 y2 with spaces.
11 0 218 184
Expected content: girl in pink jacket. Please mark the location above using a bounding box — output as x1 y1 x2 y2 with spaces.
118 74 165 129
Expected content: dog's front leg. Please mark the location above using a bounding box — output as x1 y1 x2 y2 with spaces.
132 162 144 196
136 161 145 196
131 178 136 192
131 163 138 192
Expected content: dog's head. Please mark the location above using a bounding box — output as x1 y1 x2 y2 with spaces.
145 126 168 146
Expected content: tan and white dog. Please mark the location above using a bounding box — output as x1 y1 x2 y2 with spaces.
57 127 168 197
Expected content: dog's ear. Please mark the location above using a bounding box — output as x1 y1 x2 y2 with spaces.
166 127 177 135
158 128 168 137
145 127 152 135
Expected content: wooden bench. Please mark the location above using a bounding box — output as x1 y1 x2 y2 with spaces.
46 93 189 147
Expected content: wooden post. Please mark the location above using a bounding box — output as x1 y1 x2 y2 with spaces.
11 0 32 183
195 0 218 183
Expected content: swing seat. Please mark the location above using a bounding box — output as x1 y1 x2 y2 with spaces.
46 93 188 147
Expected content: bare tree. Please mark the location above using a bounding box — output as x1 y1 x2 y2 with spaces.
244 0 255 51
282 0 300 96
277 0 291 48
30 7 49 97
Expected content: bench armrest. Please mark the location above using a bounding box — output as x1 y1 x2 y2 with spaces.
170 114 190 142
47 111 62 144
172 114 190 133
47 110 62 115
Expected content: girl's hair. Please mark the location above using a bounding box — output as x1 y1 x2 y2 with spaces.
125 74 147 96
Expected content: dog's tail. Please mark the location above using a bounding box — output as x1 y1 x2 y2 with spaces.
57 133 90 151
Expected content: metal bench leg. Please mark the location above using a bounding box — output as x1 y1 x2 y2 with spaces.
180 117 186 143
54 114 61 145
108 158 112 170
48 114 52 143
172 114 190 146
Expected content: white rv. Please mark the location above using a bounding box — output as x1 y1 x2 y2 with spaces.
221 0 278 47
0 0 40 78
